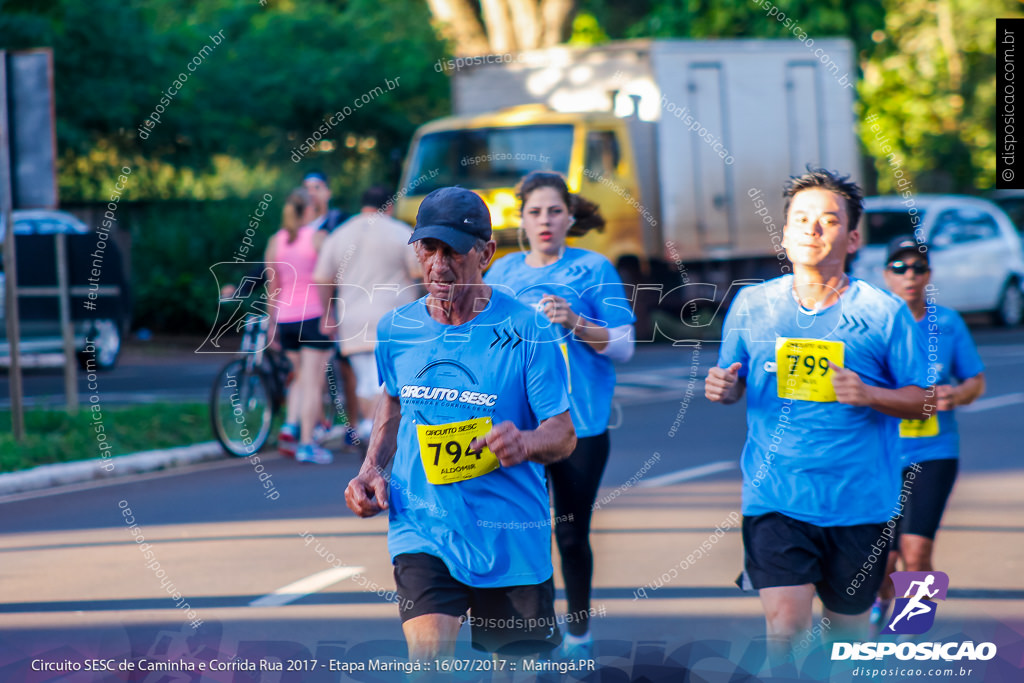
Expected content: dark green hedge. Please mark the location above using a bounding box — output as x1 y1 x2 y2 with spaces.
65 199 281 334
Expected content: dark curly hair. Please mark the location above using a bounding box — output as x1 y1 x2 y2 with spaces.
516 172 604 237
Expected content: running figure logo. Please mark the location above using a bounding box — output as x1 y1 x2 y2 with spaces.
882 571 949 635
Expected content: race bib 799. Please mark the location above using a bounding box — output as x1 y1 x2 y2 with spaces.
776 338 845 402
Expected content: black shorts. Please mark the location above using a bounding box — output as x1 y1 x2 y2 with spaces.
738 512 889 615
393 553 560 655
897 458 958 541
277 318 332 351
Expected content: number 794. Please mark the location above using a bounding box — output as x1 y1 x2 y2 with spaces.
427 440 484 466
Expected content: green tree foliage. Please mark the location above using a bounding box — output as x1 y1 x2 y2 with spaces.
859 0 1019 193
1 0 450 201
581 0 1009 194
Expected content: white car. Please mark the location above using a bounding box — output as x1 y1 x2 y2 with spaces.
852 195 1024 326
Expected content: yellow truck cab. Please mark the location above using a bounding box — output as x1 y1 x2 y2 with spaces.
396 40 860 339
395 104 646 272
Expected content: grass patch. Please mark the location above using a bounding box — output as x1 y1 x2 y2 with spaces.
0 403 211 473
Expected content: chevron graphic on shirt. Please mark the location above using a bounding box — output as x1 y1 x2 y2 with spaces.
490 327 524 350
838 314 869 334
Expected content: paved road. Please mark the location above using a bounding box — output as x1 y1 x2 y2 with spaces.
0 330 1022 682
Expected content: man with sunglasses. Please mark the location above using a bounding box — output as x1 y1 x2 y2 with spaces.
868 236 986 628
705 169 932 673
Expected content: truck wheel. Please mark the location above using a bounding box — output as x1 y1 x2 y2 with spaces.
77 319 122 371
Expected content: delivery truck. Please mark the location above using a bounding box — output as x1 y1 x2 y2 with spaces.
396 39 860 332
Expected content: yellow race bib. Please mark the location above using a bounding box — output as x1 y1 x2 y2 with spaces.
899 414 940 438
416 417 500 485
776 338 845 402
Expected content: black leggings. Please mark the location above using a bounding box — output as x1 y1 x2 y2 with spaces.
546 431 610 636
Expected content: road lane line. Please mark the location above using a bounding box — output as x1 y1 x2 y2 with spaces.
250 566 365 607
637 461 737 488
959 392 1024 413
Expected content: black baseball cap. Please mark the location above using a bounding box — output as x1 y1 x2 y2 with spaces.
408 187 492 254
886 234 929 264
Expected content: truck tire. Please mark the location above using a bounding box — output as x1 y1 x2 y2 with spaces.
77 319 122 371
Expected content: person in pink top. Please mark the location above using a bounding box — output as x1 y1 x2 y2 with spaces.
265 188 335 464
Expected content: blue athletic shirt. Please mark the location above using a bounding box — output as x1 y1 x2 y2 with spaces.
717 275 931 526
375 290 570 587
897 305 984 465
485 248 635 437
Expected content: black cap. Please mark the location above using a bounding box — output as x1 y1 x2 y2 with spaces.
409 187 492 254
886 234 928 264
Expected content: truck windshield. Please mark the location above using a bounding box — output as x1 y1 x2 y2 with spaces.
864 209 927 245
403 125 573 195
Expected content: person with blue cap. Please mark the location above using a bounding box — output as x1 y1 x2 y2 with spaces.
344 186 576 663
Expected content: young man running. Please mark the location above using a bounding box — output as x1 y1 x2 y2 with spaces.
344 187 576 664
869 236 985 627
705 168 931 668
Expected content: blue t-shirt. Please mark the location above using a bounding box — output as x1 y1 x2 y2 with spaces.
375 290 570 587
485 248 635 437
717 276 931 526
896 305 984 465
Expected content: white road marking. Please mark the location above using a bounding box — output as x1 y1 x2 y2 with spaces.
959 392 1024 413
637 460 737 488
250 566 364 607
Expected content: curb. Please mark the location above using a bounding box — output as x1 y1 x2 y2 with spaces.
0 442 227 497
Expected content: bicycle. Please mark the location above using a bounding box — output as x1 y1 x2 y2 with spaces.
209 310 353 457
209 310 290 457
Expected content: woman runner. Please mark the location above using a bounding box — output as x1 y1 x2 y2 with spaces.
485 172 635 658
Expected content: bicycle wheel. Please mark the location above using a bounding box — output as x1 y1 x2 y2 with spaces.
209 358 275 457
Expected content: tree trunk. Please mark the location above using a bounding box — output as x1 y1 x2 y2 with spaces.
425 0 575 55
507 0 541 51
425 0 492 56
539 0 575 47
480 0 518 53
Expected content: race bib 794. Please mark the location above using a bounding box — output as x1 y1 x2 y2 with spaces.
776 338 845 402
416 417 500 485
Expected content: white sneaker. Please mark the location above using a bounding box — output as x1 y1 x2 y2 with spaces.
557 631 593 660
296 443 333 465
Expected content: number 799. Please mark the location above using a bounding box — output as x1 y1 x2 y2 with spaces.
787 354 830 376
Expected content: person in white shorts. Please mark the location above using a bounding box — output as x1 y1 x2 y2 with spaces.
315 186 421 441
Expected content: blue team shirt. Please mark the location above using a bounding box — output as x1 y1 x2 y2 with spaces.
485 248 635 437
375 290 570 587
897 305 984 465
717 276 931 526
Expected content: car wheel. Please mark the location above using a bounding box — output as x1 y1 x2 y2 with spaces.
994 279 1024 327
77 319 122 370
